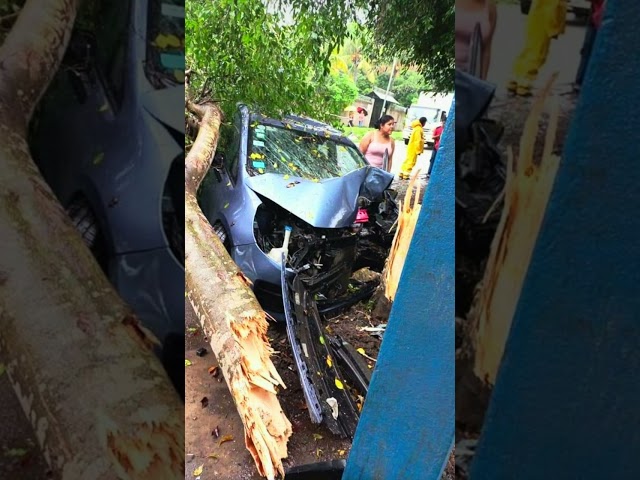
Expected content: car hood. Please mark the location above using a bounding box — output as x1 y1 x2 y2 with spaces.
245 167 394 228
140 86 184 134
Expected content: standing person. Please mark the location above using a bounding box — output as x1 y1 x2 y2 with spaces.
427 112 447 178
456 0 498 80
508 0 567 96
574 0 606 92
359 115 396 171
399 117 426 180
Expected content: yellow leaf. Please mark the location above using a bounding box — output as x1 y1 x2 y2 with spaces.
185 359 192 366
223 202 230 209
226 181 232 186
207 453 218 459
319 336 325 345
335 378 344 390
174 70 185 83
284 175 290 180
312 178 319 183
219 434 234 446
338 449 346 456
98 102 109 112
357 348 365 355
273 163 278 168
93 152 104 165
193 464 203 476
313 433 323 441
326 356 333 368
258 168 264 174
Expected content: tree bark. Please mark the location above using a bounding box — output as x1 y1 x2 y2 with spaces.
185 100 292 480
466 74 561 385
0 1 184 477
383 168 423 302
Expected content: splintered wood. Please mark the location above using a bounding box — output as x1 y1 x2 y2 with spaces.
468 74 562 385
185 101 291 480
384 169 423 302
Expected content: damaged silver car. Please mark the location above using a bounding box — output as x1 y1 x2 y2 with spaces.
198 104 399 437
198 104 398 317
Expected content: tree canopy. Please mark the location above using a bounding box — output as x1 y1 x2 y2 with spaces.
186 0 453 120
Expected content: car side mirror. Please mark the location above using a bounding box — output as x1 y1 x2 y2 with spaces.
212 151 225 169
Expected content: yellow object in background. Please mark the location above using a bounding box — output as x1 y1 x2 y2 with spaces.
399 119 425 177
510 0 567 93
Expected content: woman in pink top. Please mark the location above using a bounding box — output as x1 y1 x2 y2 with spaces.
456 0 497 80
359 115 396 171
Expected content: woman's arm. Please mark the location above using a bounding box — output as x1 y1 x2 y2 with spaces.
482 0 498 80
388 141 395 172
359 132 372 155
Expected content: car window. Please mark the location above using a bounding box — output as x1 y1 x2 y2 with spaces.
247 123 367 180
94 0 131 107
145 0 185 89
217 121 241 183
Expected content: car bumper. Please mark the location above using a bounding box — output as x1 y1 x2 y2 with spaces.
111 247 184 344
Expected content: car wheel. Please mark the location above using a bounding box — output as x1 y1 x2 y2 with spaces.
213 221 231 252
520 0 531 14
67 197 108 272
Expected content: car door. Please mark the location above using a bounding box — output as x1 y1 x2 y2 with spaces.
199 110 248 247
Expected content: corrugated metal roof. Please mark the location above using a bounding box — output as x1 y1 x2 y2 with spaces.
367 86 400 104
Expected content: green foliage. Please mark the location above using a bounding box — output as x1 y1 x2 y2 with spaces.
364 0 454 92
186 0 453 121
186 0 343 121
375 69 430 107
320 73 358 117
356 75 375 96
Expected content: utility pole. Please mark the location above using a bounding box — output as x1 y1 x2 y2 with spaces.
381 57 398 115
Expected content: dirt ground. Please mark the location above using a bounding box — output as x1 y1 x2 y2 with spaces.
454 84 580 479
185 173 455 480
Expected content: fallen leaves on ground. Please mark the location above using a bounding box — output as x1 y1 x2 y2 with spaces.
218 435 234 446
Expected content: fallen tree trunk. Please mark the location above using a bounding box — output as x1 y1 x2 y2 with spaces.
0 0 184 477
467 74 561 385
185 100 292 480
384 169 423 302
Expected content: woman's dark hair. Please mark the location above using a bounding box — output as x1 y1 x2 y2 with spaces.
441 111 448 122
419 117 427 126
374 114 395 129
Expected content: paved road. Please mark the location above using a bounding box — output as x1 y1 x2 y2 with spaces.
487 4 588 94
389 139 434 180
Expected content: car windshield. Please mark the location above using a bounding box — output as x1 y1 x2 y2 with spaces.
145 0 185 89
247 123 368 180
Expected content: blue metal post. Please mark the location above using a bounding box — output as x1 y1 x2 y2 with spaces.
343 101 455 480
471 1 640 478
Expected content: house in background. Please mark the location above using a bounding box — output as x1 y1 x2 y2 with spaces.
340 89 407 131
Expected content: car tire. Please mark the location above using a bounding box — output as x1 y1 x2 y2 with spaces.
213 221 231 252
520 0 531 14
67 197 108 272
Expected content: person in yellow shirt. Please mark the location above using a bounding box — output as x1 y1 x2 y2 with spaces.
508 0 567 96
399 117 426 180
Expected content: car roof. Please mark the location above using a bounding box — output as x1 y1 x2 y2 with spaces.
247 110 350 144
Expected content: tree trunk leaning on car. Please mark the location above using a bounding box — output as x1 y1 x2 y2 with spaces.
185 98 292 480
0 0 185 477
